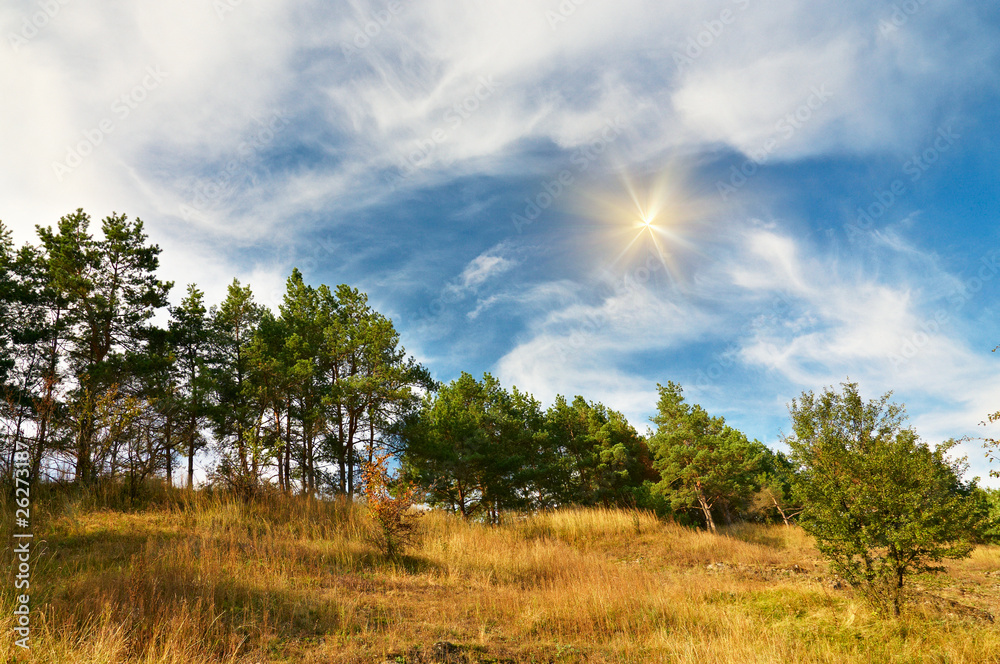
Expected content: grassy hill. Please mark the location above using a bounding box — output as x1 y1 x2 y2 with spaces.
2 488 999 663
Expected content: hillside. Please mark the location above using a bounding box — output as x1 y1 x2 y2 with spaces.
3 488 1000 663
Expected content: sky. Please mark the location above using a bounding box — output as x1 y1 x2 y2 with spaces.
2 0 1000 482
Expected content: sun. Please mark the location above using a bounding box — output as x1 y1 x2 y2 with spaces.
568 158 718 283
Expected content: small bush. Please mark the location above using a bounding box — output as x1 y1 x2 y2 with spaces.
360 450 420 558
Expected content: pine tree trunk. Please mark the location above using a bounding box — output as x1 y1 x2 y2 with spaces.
187 416 196 489
284 409 292 493
164 412 172 486
698 493 716 533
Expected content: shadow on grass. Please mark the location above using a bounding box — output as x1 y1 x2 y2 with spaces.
720 524 786 549
19 525 445 656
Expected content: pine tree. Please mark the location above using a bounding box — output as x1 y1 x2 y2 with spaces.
169 284 211 488
36 210 171 484
648 382 765 532
207 279 266 496
541 395 656 508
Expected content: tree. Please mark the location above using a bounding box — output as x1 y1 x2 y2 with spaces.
246 308 296 493
750 450 804 527
0 221 15 388
277 270 326 494
318 282 429 498
169 284 211 488
541 395 657 508
134 325 179 485
0 224 66 487
36 210 171 485
979 487 1000 543
648 382 765 532
207 279 266 496
360 449 420 558
786 382 989 616
403 372 543 521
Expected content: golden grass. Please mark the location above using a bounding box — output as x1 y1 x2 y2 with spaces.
2 490 999 663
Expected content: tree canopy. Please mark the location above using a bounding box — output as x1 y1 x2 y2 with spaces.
0 207 993 588
786 382 990 615
647 382 767 532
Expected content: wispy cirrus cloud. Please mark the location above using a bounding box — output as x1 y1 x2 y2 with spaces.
494 218 1000 480
3 0 1000 482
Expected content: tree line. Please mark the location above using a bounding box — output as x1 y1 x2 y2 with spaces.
0 211 994 517
0 210 431 499
3 209 999 614
0 210 795 522
402 375 998 614
0 212 995 522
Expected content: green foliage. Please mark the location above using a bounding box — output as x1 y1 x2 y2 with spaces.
0 223 65 486
975 486 1000 543
402 372 544 522
35 210 172 485
9 206 995 571
318 281 430 496
207 279 267 496
749 450 804 526
205 271 430 498
541 395 657 508
0 221 14 387
647 382 766 532
786 382 990 616
168 284 212 487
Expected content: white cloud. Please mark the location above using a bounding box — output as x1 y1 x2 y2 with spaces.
494 265 720 426
459 253 513 291
4 0 995 258
491 220 1000 484
440 243 519 302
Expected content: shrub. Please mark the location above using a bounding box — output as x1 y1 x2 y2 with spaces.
360 450 420 558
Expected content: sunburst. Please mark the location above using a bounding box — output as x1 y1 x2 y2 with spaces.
570 158 716 283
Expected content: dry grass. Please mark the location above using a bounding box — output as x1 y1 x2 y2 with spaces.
2 489 999 663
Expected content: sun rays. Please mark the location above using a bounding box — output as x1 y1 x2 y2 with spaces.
570 159 717 283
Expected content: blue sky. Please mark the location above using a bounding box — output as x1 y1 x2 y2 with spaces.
3 0 1000 481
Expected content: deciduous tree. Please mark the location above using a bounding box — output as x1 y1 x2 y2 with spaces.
786 382 989 616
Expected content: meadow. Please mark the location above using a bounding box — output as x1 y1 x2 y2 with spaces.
2 487 999 664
